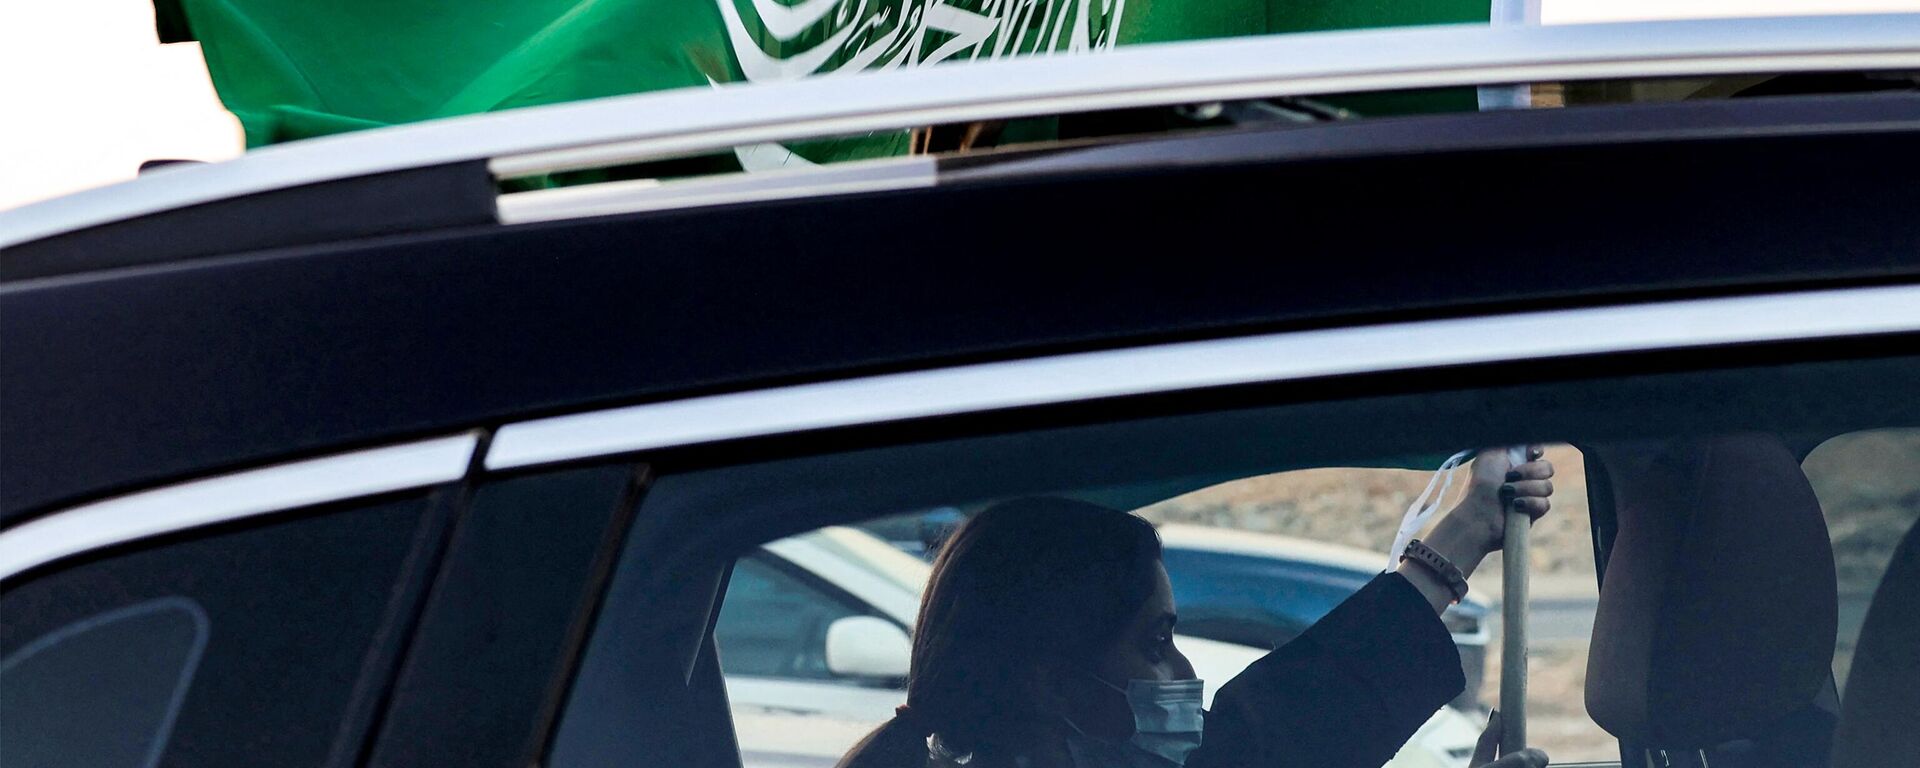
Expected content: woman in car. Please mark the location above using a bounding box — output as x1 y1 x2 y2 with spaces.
836 448 1554 768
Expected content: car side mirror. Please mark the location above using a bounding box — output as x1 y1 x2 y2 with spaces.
824 616 911 680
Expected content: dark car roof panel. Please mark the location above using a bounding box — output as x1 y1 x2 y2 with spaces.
5 104 1920 520
0 162 498 283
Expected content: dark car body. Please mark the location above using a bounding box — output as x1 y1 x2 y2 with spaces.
4 18 1920 768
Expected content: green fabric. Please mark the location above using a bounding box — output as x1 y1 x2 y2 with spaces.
1260 0 1493 115
163 0 1488 156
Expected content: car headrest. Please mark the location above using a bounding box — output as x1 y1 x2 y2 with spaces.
1585 433 1838 748
1831 516 1920 768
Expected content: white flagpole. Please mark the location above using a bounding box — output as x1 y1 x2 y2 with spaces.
1500 445 1532 752
1478 0 1543 110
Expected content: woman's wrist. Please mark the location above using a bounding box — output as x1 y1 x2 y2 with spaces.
1396 520 1487 613
1423 513 1491 581
1394 558 1458 614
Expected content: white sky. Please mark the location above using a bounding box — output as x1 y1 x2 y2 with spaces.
1545 0 1920 23
3 0 1919 211
0 0 241 211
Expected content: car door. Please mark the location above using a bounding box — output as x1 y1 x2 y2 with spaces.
0 438 476 768
0 436 642 768
0 493 437 768
512 283 1918 768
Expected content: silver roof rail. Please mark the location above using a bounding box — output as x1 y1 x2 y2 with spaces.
5 13 1920 250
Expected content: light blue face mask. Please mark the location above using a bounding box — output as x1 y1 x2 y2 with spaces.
1066 676 1206 768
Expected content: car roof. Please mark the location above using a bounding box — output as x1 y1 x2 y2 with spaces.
5 18 1920 521
5 13 1920 261
7 98 1920 522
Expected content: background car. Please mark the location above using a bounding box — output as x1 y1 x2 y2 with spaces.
716 526 1483 768
1157 524 1491 711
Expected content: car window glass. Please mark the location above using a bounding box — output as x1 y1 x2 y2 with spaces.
729 496 1523 768
0 495 430 767
1 597 209 768
552 353 1920 768
715 555 873 680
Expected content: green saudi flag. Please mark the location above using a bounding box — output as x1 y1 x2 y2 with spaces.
156 0 1488 164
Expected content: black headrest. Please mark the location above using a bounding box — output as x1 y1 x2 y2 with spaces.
1585 434 1838 748
1831 516 1920 768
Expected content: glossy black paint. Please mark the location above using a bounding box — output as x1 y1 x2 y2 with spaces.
366 464 638 768
4 96 1920 521
1 162 497 281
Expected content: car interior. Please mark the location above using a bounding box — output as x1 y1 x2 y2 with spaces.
531 353 1919 768
1831 512 1920 768
1586 434 1839 768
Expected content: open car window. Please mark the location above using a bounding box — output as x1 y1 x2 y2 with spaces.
1135 450 1601 759
549 351 1920 768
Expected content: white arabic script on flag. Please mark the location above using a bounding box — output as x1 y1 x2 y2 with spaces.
719 0 1128 84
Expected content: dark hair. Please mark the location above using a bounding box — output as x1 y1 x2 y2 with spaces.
836 497 1164 768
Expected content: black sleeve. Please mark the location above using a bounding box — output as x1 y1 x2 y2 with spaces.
1188 572 1466 768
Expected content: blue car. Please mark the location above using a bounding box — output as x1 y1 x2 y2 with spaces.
857 515 1491 711
1153 525 1491 712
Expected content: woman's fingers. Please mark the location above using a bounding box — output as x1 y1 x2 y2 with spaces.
1491 748 1551 768
1498 458 1555 523
1504 460 1555 482
1497 479 1553 524
1447 449 1559 561
1472 711 1503 766
1510 496 1551 521
1468 712 1550 768
1503 479 1554 498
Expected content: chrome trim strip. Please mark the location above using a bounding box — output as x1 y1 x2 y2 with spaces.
7 14 1920 248
485 285 1920 470
487 50 1920 180
496 156 936 225
0 434 480 581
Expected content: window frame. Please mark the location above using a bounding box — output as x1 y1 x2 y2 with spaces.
0 434 480 585
365 461 646 768
485 285 1920 471
537 289 1920 768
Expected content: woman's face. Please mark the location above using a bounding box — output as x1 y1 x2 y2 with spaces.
1053 558 1197 739
1094 560 1197 685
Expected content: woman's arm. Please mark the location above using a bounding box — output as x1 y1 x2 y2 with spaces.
1189 447 1556 768
1191 572 1462 768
